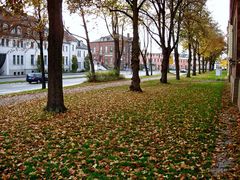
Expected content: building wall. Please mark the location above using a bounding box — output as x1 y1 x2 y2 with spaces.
229 0 240 105
90 37 132 70
0 37 87 75
139 53 189 71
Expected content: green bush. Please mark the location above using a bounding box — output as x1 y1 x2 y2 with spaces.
84 55 90 72
71 55 78 73
86 70 124 82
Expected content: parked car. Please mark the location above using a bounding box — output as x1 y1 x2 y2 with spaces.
26 73 48 84
180 69 187 73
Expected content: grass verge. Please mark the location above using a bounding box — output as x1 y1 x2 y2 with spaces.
0 72 226 178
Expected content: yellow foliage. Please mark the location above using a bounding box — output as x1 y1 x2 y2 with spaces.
220 59 228 68
169 55 174 65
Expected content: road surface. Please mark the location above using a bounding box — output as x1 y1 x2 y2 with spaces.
0 71 161 95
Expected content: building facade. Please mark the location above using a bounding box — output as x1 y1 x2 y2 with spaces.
90 35 132 70
229 0 240 106
0 13 87 76
139 52 189 72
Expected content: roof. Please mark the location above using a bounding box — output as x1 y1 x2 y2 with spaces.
76 40 88 50
64 31 78 42
179 53 188 58
0 10 81 44
92 34 132 43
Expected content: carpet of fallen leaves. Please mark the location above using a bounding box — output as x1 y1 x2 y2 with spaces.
211 83 240 178
0 75 238 179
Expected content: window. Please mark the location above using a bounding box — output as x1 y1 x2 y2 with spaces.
31 42 34 48
100 46 102 54
13 55 16 65
62 46 64 51
13 40 16 47
20 41 23 48
31 55 34 65
44 43 47 50
66 56 68 65
1 39 4 46
21 56 24 65
17 27 22 34
44 55 47 65
83 51 85 57
105 46 108 54
14 27 17 34
17 55 20 65
66 46 68 52
72 45 74 51
110 46 113 53
78 51 81 57
11 27 17 34
17 40 20 47
3 23 8 31
93 47 96 53
6 39 9 47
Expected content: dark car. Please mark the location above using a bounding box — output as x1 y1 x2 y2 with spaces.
26 73 48 84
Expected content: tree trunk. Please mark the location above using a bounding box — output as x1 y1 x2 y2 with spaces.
39 32 46 89
113 34 121 75
140 50 149 76
46 0 66 113
192 47 197 76
205 59 208 72
37 4 46 89
174 46 180 80
187 42 192 78
208 60 211 71
81 8 95 81
112 13 121 76
160 48 171 83
129 1 142 92
202 56 205 73
198 53 201 74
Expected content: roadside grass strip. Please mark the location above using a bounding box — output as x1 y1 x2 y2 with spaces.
0 72 225 178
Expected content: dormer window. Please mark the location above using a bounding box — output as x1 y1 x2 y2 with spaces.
17 26 22 34
3 23 8 31
11 27 17 34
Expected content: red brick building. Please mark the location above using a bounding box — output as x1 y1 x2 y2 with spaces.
229 0 240 106
90 35 132 69
139 52 189 71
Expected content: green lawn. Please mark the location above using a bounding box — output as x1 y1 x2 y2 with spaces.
0 71 226 178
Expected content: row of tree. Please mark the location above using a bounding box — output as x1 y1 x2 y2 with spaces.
0 0 225 113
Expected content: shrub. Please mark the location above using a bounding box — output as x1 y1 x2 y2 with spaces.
71 55 78 73
84 55 90 71
86 70 124 82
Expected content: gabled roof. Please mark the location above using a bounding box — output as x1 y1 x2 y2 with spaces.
64 31 78 43
92 34 132 42
76 40 88 50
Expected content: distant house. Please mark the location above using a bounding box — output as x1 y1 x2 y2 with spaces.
228 0 240 106
90 34 132 70
0 11 87 75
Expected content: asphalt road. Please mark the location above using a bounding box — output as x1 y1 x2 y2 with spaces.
0 71 161 95
0 77 87 95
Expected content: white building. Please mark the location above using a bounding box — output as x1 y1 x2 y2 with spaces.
0 13 88 76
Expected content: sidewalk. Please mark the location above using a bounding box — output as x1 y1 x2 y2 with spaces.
0 76 160 106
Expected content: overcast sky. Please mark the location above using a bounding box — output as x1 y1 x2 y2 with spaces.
206 0 229 34
63 0 230 50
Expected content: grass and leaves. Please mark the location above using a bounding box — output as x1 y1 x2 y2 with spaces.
0 71 232 178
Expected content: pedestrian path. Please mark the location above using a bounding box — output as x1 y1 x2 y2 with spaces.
0 76 160 106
